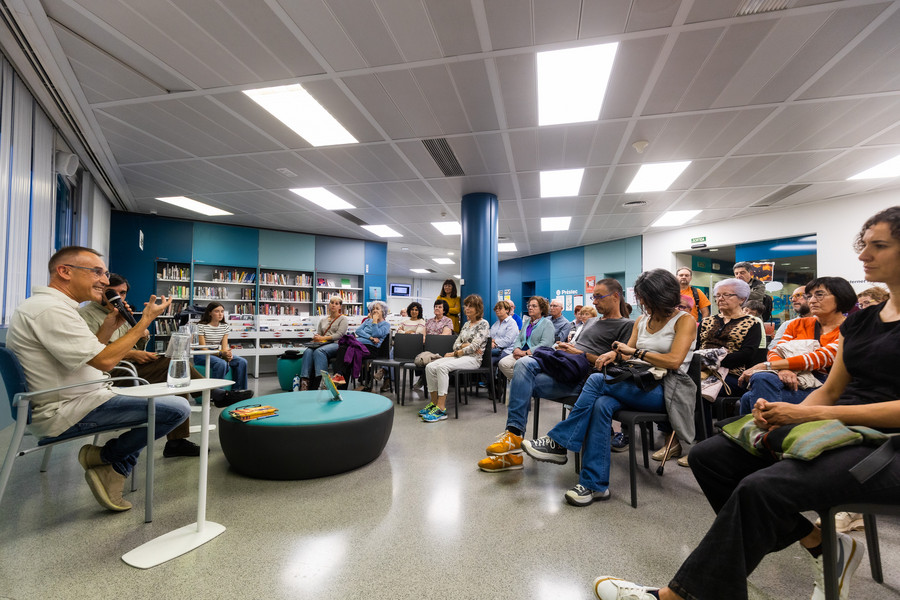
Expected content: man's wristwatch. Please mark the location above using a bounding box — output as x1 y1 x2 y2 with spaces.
764 361 771 370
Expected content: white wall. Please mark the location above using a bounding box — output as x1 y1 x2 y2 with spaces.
385 277 446 316
643 190 898 292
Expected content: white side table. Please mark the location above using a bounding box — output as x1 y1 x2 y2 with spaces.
117 377 232 569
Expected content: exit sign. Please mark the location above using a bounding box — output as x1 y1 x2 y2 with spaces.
691 236 706 243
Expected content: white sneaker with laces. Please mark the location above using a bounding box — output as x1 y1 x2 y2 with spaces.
593 576 659 600
810 532 864 600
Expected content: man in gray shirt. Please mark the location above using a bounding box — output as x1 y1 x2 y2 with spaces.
549 298 573 342
478 279 634 471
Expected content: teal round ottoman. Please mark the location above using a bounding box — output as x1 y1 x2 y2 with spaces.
218 390 393 480
276 353 304 391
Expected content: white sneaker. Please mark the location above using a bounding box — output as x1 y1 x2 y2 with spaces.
593 576 659 600
810 532 864 600
814 511 865 533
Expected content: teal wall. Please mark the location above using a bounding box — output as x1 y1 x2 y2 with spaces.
498 236 642 321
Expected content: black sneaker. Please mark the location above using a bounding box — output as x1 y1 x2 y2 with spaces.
163 439 202 458
565 484 610 506
521 436 568 464
212 389 254 408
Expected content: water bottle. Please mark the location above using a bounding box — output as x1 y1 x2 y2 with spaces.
166 332 192 388
167 358 191 388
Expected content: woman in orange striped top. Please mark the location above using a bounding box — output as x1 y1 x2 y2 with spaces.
737 276 856 414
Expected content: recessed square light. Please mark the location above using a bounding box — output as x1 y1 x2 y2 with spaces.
626 161 692 193
410 268 430 274
498 243 518 252
541 217 572 231
290 187 354 210
362 225 402 238
156 196 232 216
537 43 618 126
651 210 701 227
431 221 462 235
848 154 900 180
540 169 584 198
244 84 358 147
433 258 455 265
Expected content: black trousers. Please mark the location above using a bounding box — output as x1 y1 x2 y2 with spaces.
669 434 900 600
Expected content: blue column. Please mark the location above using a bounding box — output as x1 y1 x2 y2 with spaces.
460 193 498 323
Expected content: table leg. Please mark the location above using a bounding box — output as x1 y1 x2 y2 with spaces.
145 398 155 523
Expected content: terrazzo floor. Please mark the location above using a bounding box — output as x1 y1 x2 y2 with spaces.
1 374 898 600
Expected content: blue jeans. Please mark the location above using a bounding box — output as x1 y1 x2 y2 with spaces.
299 343 338 379
739 371 815 414
195 354 248 389
547 373 664 492
505 356 585 434
58 394 190 476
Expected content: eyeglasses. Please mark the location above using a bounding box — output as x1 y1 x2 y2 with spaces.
804 291 831 301
64 264 109 279
713 293 738 300
592 292 615 300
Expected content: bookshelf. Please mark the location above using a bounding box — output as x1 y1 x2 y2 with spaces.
192 264 257 315
315 272 363 316
154 261 191 345
258 269 314 317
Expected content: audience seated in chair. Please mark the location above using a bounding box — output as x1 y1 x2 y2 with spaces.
297 295 348 391
333 301 390 389
495 295 556 381
737 276 857 415
5 246 190 512
420 295 490 422
589 206 900 600
489 300 519 360
517 269 696 506
549 298 573 342
478 279 633 473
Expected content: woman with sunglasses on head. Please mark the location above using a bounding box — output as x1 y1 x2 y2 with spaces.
737 276 856 414
857 286 889 309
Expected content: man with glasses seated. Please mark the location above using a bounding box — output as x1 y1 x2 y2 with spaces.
6 246 190 512
768 285 810 350
478 279 633 472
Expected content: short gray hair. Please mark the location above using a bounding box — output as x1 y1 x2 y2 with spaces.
733 261 753 272
368 300 388 315
713 278 751 301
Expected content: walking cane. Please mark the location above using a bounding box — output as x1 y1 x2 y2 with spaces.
656 431 678 476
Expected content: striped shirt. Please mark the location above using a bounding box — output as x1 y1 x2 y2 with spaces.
767 317 840 372
198 322 231 348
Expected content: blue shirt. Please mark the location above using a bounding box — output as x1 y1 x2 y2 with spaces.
510 313 523 329
354 319 390 347
490 316 519 356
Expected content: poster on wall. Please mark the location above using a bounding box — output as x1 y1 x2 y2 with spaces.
505 289 511 301
750 262 775 282
585 276 595 295
574 295 583 308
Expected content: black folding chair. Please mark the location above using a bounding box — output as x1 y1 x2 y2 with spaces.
370 333 424 403
451 337 495 418
400 334 457 404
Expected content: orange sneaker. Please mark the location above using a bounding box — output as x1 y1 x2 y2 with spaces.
485 430 523 456
478 453 524 472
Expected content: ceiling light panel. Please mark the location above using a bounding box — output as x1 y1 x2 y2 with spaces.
433 258 455 265
244 84 358 147
156 196 232 216
625 161 692 193
848 154 900 180
431 221 462 235
362 225 402 238
290 187 354 210
537 43 618 126
541 217 571 231
410 268 430 274
498 243 518 252
650 210 702 227
540 169 584 198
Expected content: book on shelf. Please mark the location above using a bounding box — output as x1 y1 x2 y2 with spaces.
317 277 327 286
327 278 337 287
341 278 351 288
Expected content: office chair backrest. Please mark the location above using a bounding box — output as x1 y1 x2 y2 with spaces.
424 334 457 357
0 343 28 421
479 338 493 369
392 333 425 360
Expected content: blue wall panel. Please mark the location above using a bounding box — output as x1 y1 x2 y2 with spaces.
315 236 365 274
259 230 315 270
364 241 388 306
193 222 259 267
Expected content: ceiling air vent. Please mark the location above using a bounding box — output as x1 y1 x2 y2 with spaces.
423 138 465 177
749 184 810 208
334 210 367 226
736 0 797 16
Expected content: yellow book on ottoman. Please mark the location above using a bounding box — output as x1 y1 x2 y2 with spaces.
229 405 278 422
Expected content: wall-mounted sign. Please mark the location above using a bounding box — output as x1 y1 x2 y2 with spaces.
691 236 707 244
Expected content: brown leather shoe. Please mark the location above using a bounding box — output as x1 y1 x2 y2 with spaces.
78 444 104 470
300 378 309 391
84 465 132 511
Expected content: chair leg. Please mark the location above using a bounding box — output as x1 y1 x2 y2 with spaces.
640 424 651 469
821 510 840 600
0 418 28 509
532 396 541 439
627 420 638 508
865 514 883 583
489 372 496 413
39 447 53 472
